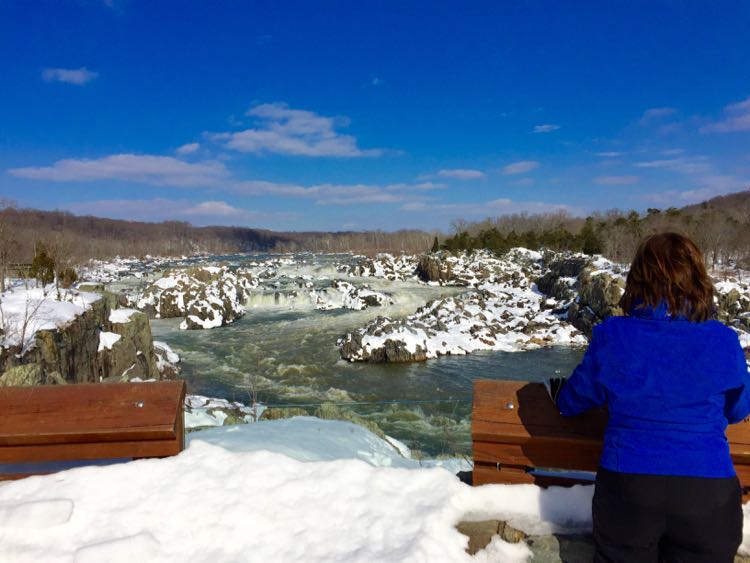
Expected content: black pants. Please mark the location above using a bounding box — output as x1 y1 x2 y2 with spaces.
593 467 743 563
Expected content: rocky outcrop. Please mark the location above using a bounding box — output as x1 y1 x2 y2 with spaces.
715 279 750 327
415 255 453 284
20 297 110 384
1 288 171 385
135 266 256 329
538 254 626 337
97 309 161 381
184 395 264 429
340 254 420 281
567 268 626 336
339 252 586 363
310 280 393 311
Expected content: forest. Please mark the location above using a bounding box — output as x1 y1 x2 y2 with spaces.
1 189 749 283
441 190 750 268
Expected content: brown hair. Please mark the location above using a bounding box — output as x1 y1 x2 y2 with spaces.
620 232 714 321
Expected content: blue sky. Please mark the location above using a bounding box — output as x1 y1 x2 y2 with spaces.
1 1 749 231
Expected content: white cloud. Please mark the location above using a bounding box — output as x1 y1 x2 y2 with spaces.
8 154 228 187
639 107 677 125
230 179 433 206
643 176 749 205
434 169 485 180
700 95 750 133
595 151 623 158
175 143 200 155
401 198 580 216
211 102 383 157
42 67 98 85
594 175 639 185
62 198 296 225
634 156 711 175
532 124 560 133
502 160 540 175
181 201 243 216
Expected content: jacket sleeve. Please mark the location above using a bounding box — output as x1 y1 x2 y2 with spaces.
724 335 750 424
556 325 607 416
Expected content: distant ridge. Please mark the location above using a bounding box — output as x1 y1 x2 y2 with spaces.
0 205 435 260
1 188 748 263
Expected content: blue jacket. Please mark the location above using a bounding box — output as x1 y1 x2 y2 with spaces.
556 304 750 477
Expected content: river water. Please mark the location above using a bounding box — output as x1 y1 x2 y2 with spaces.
146 253 584 458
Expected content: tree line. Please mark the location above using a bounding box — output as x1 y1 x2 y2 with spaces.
0 203 437 288
439 189 750 268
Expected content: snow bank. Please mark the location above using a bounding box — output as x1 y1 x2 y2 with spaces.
0 418 593 562
0 286 101 352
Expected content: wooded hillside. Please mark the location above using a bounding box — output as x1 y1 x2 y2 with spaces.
0 204 435 264
441 189 750 267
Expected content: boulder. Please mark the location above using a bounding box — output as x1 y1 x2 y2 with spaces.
0 363 45 386
568 268 625 336
98 309 160 380
29 297 110 384
416 255 453 284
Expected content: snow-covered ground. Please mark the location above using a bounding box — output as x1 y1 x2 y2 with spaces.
0 417 596 563
0 285 101 353
2 416 748 562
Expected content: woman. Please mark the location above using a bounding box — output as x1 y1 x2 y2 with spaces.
553 232 749 562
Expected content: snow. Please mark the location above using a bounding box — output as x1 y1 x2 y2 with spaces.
109 308 138 324
153 341 179 364
183 394 264 429
97 331 121 352
0 286 101 353
0 417 596 562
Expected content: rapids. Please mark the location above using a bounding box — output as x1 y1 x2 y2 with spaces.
144 253 584 458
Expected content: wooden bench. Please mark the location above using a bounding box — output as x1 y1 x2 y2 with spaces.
0 380 186 480
472 380 750 499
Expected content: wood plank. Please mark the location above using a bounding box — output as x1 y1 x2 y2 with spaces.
472 379 750 495
473 440 602 471
0 437 183 464
472 464 593 488
472 381 607 443
0 381 185 446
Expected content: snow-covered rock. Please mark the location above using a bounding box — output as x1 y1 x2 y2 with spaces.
153 341 181 378
134 266 256 330
310 280 393 311
184 394 264 429
339 251 586 362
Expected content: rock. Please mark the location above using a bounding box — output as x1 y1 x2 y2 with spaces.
0 363 45 386
135 266 253 330
455 520 503 555
416 254 453 284
30 297 110 384
260 407 309 420
339 250 587 363
568 268 625 336
525 534 595 563
154 341 181 379
99 309 160 380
